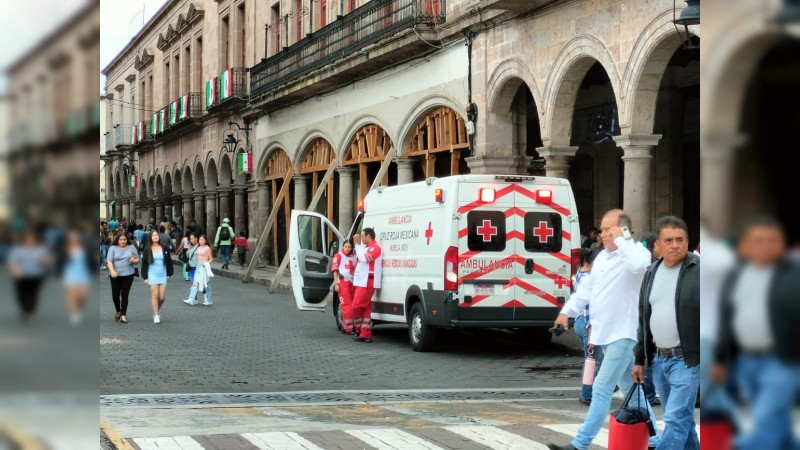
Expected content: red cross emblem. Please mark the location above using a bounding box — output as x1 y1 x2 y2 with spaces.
425 221 434 245
344 260 355 273
533 221 554 243
554 277 568 289
476 220 498 242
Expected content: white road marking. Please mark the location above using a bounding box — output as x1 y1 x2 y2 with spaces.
540 423 609 448
445 425 549 449
346 428 446 450
132 436 204 449
241 432 324 450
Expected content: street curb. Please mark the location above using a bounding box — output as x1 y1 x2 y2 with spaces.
171 256 294 293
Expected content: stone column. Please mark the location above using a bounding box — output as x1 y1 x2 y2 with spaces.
148 201 157 224
247 180 259 239
155 201 165 223
218 188 232 224
205 190 218 241
395 158 416 185
171 196 182 226
163 198 173 221
257 181 271 234
182 194 194 232
129 198 137 224
293 175 309 211
701 134 745 237
234 185 248 237
105 201 113 221
194 192 206 234
614 134 662 236
337 167 357 234
116 202 124 221
121 197 130 221
538 146 578 179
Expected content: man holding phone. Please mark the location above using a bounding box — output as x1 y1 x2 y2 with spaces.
548 209 659 450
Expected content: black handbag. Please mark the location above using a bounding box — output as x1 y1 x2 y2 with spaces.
612 383 656 435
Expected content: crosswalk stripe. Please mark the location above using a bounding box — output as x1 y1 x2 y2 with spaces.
539 423 609 448
346 428 446 450
445 426 550 449
132 436 204 449
241 432 324 450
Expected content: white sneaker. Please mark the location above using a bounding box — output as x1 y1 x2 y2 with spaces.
202 301 213 306
183 299 198 305
612 389 624 400
153 315 160 324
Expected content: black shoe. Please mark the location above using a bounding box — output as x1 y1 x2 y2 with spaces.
547 444 576 450
651 396 661 406
352 336 372 343
578 397 591 406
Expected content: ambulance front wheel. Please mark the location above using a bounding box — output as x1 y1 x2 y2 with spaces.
409 303 437 352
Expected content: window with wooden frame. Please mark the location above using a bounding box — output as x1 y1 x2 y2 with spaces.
404 106 470 179
343 124 393 196
264 149 293 265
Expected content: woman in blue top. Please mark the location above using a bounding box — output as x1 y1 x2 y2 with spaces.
58 229 96 325
106 233 140 323
141 230 174 324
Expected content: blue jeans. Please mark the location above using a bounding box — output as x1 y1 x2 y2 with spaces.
734 354 800 450
571 338 660 450
219 245 232 265
652 354 700 450
100 244 109 267
189 279 213 303
187 266 196 284
574 314 604 400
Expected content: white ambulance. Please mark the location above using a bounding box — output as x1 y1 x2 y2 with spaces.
289 174 582 351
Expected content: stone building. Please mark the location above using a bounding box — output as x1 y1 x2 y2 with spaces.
103 0 699 266
5 0 100 225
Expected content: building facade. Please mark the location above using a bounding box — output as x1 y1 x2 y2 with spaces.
5 0 100 226
103 0 699 265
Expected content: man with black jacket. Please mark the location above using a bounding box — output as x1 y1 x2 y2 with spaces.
712 216 800 450
633 215 700 450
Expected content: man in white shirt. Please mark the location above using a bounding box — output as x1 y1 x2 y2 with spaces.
548 209 659 450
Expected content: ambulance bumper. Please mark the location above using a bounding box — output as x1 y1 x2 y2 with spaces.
448 320 554 328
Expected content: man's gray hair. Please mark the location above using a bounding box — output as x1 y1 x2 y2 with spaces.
618 213 633 232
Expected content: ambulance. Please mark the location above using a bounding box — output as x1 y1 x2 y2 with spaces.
289 174 582 351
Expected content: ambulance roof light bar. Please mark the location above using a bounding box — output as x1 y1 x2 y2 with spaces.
536 189 552 204
494 175 535 182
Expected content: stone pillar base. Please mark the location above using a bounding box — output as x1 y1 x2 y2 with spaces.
465 155 529 175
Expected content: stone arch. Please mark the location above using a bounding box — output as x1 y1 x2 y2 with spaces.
485 71 543 167
294 130 337 169
263 147 293 180
487 57 543 117
343 123 395 193
402 106 469 180
543 35 622 146
205 158 219 189
146 173 155 199
622 9 690 134
182 166 193 193
155 173 164 199
164 171 173 198
172 166 183 195
262 147 293 266
193 161 205 191
336 114 394 161
397 95 464 153
219 154 234 188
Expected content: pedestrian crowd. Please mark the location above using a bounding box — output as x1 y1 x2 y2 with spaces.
101 215 247 324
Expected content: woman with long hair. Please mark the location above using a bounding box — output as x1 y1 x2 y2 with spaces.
178 229 193 281
141 230 174 323
59 229 96 325
183 235 214 306
106 232 139 323
8 229 50 323
332 239 356 334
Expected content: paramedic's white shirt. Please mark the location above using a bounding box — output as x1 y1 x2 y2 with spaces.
561 237 652 346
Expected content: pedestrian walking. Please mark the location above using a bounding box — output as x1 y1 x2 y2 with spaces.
183 234 214 306
633 216 700 450
332 239 356 334
106 232 140 324
8 229 51 323
713 215 800 450
141 230 174 324
99 222 110 270
178 229 193 281
214 218 235 269
58 229 96 325
573 247 602 406
547 209 660 450
351 228 382 343
233 231 249 268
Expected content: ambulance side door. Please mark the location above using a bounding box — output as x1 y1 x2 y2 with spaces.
289 210 344 311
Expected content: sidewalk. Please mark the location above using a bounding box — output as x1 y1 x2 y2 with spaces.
171 255 293 292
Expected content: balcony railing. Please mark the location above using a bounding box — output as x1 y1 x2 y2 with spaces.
131 120 152 146
250 0 445 98
207 68 248 109
114 123 133 148
104 131 114 152
150 92 204 137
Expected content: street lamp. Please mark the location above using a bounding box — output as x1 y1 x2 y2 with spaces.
673 0 700 50
221 121 254 176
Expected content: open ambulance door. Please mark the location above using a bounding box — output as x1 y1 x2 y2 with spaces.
289 210 344 311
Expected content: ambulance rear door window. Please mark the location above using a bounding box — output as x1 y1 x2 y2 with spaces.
467 211 506 252
524 212 562 252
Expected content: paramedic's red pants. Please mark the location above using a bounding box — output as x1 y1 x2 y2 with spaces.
338 280 355 333
351 285 374 339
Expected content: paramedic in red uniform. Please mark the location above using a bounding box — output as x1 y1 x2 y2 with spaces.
351 228 382 343
332 239 356 334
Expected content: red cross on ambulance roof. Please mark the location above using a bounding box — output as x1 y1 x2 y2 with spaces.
476 220 498 242
533 221 554 243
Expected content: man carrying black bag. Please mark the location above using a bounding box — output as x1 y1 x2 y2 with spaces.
633 215 700 450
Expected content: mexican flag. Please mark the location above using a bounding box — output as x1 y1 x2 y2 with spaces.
128 175 138 188
205 77 217 108
151 113 158 135
220 68 233 100
158 109 165 133
179 94 189 120
131 124 137 145
237 151 253 174
137 121 145 141
169 101 177 126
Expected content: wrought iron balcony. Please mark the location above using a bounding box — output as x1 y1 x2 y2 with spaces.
104 131 115 152
250 0 445 99
114 123 133 148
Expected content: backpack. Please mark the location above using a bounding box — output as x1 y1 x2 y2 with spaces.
219 225 231 241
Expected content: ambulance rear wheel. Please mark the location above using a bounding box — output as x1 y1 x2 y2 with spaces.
409 303 437 352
